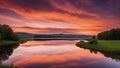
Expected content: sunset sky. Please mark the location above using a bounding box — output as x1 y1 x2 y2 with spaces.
0 0 120 35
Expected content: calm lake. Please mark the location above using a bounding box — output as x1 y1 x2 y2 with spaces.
1 40 120 68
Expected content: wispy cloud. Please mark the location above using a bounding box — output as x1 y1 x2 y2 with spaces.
0 0 120 35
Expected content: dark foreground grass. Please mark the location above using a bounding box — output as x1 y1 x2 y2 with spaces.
76 40 120 53
0 66 12 68
0 66 11 68
0 65 17 68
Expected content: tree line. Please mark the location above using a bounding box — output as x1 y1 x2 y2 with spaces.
0 24 20 41
97 28 120 40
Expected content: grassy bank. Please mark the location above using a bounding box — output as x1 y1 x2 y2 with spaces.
76 40 120 53
0 65 16 68
0 40 26 46
0 41 19 46
0 66 12 68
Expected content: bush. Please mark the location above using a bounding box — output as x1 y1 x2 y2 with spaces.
80 40 85 43
88 39 98 45
11 34 20 41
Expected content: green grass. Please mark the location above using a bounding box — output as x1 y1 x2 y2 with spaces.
0 40 26 46
0 65 16 68
0 66 12 68
0 66 11 68
76 40 120 60
76 40 120 53
98 40 120 50
0 41 19 45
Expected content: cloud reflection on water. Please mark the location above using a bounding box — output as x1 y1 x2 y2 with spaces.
2 40 120 68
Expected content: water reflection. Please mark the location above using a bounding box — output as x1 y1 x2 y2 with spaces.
1 40 120 68
76 46 120 62
0 44 20 64
2 46 109 68
20 40 79 47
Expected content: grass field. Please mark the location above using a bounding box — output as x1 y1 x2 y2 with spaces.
0 66 12 68
0 40 26 46
0 41 20 46
0 65 16 68
76 40 120 53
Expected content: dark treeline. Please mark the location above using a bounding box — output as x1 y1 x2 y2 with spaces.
34 34 91 39
0 24 20 41
97 28 120 40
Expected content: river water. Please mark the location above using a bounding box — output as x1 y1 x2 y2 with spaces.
1 40 120 68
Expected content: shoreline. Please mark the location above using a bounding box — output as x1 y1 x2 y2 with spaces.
76 40 120 53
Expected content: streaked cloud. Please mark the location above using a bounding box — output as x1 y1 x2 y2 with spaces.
12 26 105 35
0 0 120 35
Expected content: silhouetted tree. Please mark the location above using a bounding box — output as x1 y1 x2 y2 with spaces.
0 24 20 41
97 28 120 40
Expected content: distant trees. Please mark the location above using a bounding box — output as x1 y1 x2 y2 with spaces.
0 24 20 41
97 28 120 40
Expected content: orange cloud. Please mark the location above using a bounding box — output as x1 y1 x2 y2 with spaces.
12 26 105 35
0 0 119 35
0 0 105 26
50 0 98 17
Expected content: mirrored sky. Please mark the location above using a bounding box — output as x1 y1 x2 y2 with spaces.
2 40 120 68
0 0 120 35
